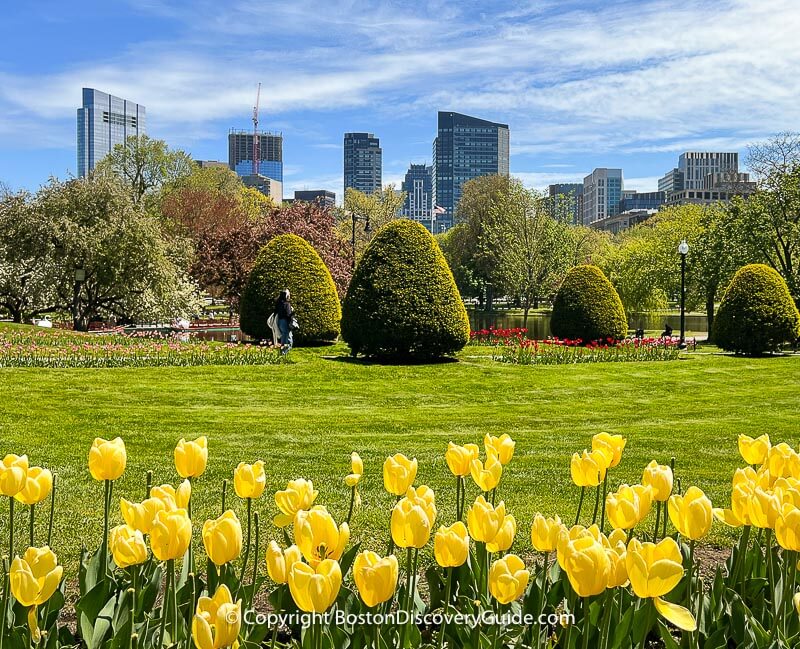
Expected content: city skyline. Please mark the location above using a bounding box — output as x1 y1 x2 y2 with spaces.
1 1 799 196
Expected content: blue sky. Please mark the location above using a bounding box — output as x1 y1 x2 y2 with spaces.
1 0 798 198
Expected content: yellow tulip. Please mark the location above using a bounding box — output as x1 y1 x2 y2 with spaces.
531 514 563 553
570 449 608 488
265 541 303 584
626 538 696 631
88 438 126 482
774 477 800 509
203 510 243 566
467 496 506 543
606 484 646 530
151 480 192 510
9 546 63 643
434 522 470 567
738 434 770 466
345 452 363 487
484 434 515 465
294 506 350 566
353 551 399 607
274 478 318 528
486 514 516 553
445 442 479 477
768 443 800 480
668 486 713 540
15 467 52 505
192 584 241 649
714 467 758 527
557 524 601 570
391 496 432 549
776 504 800 551
642 461 673 502
563 534 610 597
405 485 437 527
488 554 529 604
150 508 192 562
233 461 266 499
592 433 626 468
288 559 342 613
174 436 208 479
605 534 628 588
383 454 417 496
747 487 781 530
109 524 148 568
632 484 654 522
470 453 502 492
120 497 168 534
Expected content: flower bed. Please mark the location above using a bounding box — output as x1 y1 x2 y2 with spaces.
0 328 284 368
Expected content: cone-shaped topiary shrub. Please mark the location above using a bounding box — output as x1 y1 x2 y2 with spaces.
712 264 800 356
342 219 470 358
240 234 341 344
550 265 628 342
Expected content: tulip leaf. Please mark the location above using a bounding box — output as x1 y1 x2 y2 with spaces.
656 619 681 648
610 606 633 649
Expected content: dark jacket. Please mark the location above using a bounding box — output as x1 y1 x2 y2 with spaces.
275 299 294 322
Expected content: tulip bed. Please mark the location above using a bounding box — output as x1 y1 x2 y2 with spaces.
0 327 283 368
0 430 799 648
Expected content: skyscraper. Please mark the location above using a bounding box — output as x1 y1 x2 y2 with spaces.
227 129 283 182
343 132 382 196
678 152 738 190
432 112 510 230
401 164 434 230
582 168 623 226
77 88 145 177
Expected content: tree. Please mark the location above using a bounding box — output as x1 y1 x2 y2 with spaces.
437 224 481 299
338 186 405 265
95 135 194 206
747 132 800 188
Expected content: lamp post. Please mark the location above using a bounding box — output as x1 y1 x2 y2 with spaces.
350 212 371 270
678 240 689 349
73 267 86 331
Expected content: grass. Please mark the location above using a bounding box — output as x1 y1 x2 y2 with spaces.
0 323 798 574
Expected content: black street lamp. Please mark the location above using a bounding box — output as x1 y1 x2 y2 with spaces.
350 212 371 270
678 239 689 349
73 267 85 331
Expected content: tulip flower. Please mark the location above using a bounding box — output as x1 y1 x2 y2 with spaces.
768 443 800 480
88 439 126 482
562 534 610 597
10 546 63 643
151 480 192 510
747 486 781 530
714 467 757 527
445 442 479 477
353 551 399 607
288 559 342 613
470 453 502 493
294 506 350 566
274 478 318 528
391 496 432 549
120 497 168 534
174 436 208 479
738 434 770 466
345 452 363 487
642 461 673 502
486 514 516 553
0 453 28 497
488 554 529 604
15 467 52 506
626 538 696 631
605 532 628 588
467 496 506 543
203 510 243 566
570 449 608 488
266 541 303 584
233 461 266 499
668 486 713 540
484 434 515 465
109 524 148 568
434 522 469 567
150 508 192 562
531 514 562 553
192 584 242 649
405 485 437 527
776 504 800 551
383 454 417 496
557 524 604 569
606 484 647 530
592 433 626 468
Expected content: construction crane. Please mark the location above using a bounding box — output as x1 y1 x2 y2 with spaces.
252 82 262 176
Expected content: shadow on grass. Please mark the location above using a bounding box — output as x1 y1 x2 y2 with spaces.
322 354 460 366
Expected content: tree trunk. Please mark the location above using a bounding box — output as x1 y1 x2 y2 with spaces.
705 291 716 342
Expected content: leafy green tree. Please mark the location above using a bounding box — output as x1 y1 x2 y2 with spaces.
437 223 481 299
339 186 406 264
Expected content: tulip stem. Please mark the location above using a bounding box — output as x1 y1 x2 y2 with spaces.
221 479 227 514
663 458 674 539
250 511 261 605
8 497 14 560
346 486 356 525
158 561 169 646
237 498 252 598
46 474 56 547
145 470 152 499
438 567 453 649
187 477 194 576
581 597 591 649
169 559 178 643
653 502 661 543
591 485 600 526
130 566 138 623
399 548 413 648
270 589 283 649
100 480 111 583
28 505 34 548
574 487 585 526
600 589 613 649
733 525 751 591
600 474 608 533
687 539 695 642
0 557 9 649
454 477 461 522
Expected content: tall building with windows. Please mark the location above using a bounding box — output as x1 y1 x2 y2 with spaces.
619 191 665 212
583 168 623 226
343 132 382 196
77 88 145 177
401 164 434 230
658 168 684 194
547 183 584 224
678 152 738 189
227 129 283 185
432 112 510 231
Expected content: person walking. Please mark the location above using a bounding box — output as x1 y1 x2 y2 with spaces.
274 289 295 355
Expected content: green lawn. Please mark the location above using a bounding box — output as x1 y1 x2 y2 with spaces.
0 335 798 573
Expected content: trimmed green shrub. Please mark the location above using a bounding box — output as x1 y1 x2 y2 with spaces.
712 264 800 356
550 265 628 342
342 219 470 358
240 234 341 344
